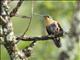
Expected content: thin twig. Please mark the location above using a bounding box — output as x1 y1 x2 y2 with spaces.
21 0 34 37
15 14 31 19
21 16 32 37
19 1 36 58
22 41 36 57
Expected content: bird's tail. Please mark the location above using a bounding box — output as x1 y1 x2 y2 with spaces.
52 37 61 48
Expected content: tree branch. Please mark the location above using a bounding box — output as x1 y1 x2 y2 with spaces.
16 35 55 41
0 0 29 60
9 0 24 17
0 16 7 24
16 35 56 58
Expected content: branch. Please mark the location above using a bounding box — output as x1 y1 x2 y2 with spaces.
15 35 56 58
0 33 3 37
0 16 7 24
16 35 56 41
20 41 36 58
16 35 55 58
9 0 24 17
16 33 64 58
1 0 28 60
15 14 31 19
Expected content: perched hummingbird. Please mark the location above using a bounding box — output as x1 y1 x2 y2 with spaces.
44 16 63 48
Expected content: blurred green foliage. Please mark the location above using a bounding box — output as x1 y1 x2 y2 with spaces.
1 1 80 60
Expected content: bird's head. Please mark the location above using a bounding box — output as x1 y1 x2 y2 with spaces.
44 15 53 19
44 16 50 19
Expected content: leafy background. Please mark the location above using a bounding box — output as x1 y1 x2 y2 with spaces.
1 1 80 60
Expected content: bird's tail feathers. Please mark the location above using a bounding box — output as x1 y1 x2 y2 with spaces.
52 37 61 48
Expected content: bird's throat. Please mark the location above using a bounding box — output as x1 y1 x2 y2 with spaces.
45 18 55 26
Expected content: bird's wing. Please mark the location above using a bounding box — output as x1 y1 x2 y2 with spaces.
57 23 63 36
57 23 63 31
46 26 52 35
46 23 57 35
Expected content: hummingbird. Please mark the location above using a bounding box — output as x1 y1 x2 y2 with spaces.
44 16 63 48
